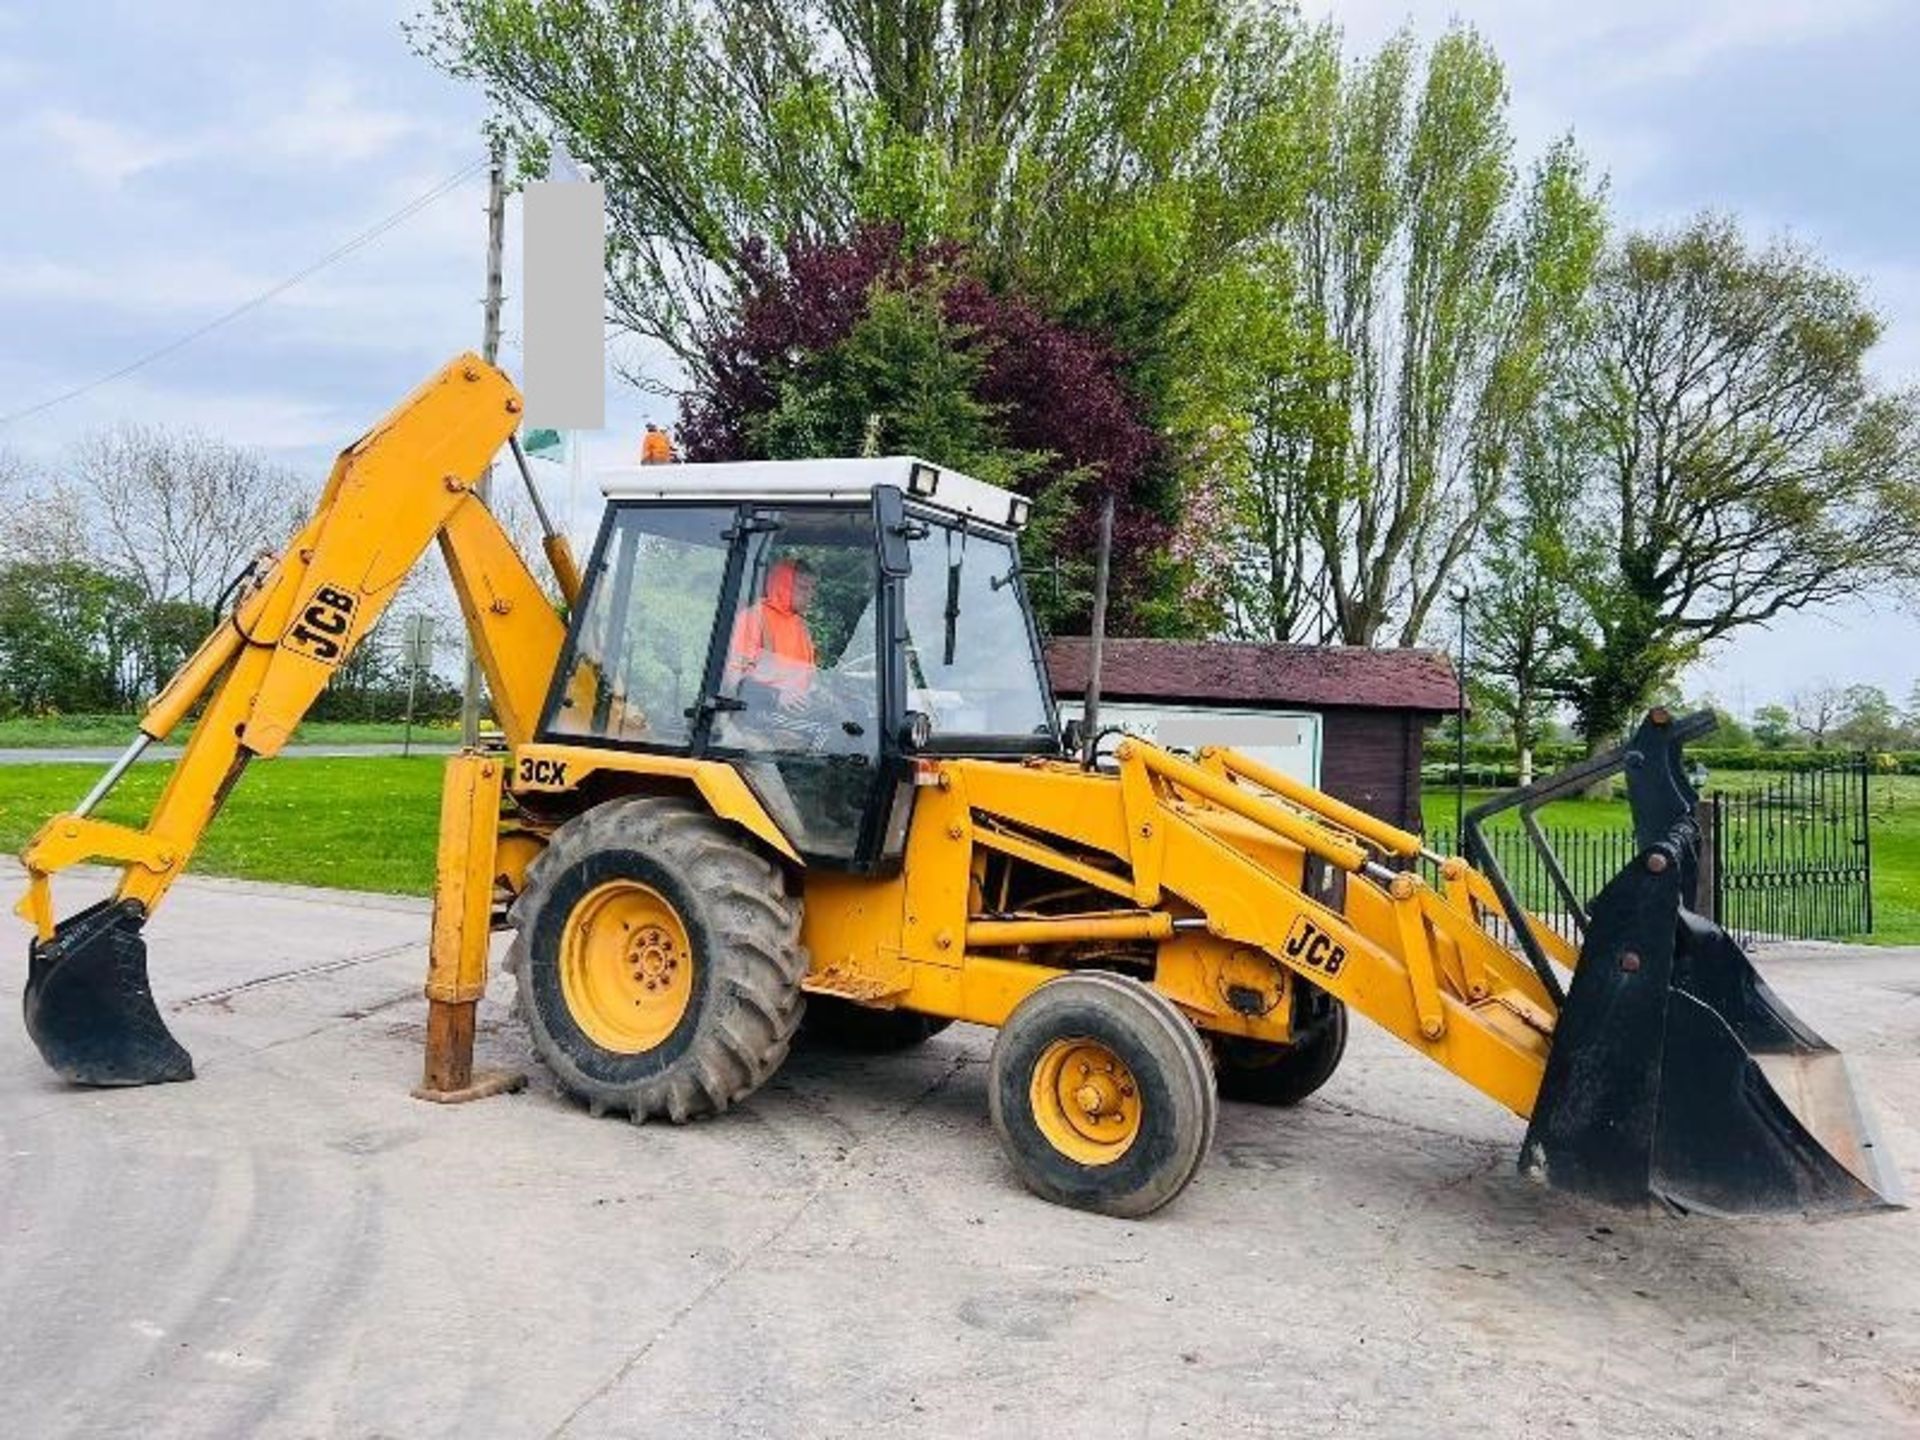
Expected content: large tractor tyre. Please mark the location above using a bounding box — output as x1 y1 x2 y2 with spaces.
989 973 1217 1218
1210 996 1348 1107
801 996 954 1053
508 796 806 1123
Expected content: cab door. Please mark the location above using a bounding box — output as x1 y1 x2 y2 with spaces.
700 504 894 869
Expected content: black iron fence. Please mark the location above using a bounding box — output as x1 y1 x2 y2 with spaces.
1710 761 1872 942
1426 756 1872 946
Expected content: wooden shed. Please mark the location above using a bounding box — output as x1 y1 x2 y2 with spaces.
1046 638 1462 831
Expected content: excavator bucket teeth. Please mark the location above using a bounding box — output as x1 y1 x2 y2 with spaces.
23 898 193 1087
1521 850 1903 1217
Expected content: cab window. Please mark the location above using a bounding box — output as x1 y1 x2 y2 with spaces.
546 506 732 746
900 519 1053 745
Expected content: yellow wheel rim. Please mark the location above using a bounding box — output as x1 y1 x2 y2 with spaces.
1029 1037 1142 1166
558 879 694 1054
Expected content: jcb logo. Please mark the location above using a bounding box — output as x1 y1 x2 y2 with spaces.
286 584 357 665
1284 915 1347 977
517 757 570 788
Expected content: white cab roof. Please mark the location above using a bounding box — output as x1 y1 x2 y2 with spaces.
598 456 1031 531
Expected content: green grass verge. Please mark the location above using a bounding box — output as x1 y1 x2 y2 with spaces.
0 757 444 896
0 714 460 748
1424 776 1920 946
0 757 1911 943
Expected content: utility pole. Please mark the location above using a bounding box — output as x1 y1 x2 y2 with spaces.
462 143 508 749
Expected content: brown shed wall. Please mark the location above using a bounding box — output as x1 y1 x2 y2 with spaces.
1317 706 1437 833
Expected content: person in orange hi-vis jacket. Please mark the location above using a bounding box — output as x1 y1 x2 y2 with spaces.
640 422 675 465
724 557 817 709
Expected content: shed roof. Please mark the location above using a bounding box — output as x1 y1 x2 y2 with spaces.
1045 638 1461 714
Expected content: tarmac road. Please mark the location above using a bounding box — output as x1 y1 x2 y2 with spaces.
2 863 1917 1438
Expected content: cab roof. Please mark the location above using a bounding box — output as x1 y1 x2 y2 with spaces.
598 456 1032 532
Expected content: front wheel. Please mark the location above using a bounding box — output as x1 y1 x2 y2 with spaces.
1211 992 1348 1107
508 796 806 1123
988 973 1216 1218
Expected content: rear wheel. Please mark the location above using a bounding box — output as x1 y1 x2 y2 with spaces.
1211 993 1347 1107
801 996 953 1052
989 973 1216 1217
509 796 805 1122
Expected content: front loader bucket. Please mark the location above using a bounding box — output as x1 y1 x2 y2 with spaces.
1519 843 1903 1217
23 898 193 1087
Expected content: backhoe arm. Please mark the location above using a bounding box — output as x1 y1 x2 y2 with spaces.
17 355 569 1085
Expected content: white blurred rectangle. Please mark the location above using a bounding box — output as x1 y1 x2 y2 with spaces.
523 180 605 430
1054 700 1322 786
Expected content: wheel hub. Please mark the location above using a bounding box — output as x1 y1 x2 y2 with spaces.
559 880 694 1054
1031 1038 1142 1163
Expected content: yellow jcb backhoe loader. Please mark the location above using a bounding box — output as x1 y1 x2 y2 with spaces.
15 356 1905 1218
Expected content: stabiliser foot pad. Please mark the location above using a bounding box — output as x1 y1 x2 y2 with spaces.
24 898 194 1087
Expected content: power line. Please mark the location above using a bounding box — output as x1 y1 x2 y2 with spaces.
0 155 491 430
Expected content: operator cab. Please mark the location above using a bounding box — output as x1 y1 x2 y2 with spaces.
538 457 1060 873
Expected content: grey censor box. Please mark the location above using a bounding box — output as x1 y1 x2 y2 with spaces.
523 180 606 430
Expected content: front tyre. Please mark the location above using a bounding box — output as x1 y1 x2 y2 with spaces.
1211 992 1348 1107
988 973 1216 1218
509 796 805 1123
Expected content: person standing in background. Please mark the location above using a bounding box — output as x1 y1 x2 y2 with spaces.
641 422 675 465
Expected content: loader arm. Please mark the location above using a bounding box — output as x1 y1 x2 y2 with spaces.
923 714 1899 1217
17 355 569 1084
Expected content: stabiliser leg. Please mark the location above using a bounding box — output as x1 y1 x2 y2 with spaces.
414 751 525 1104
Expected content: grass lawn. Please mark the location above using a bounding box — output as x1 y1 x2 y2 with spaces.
0 713 460 749
0 755 1912 944
1424 774 1920 946
0 757 446 896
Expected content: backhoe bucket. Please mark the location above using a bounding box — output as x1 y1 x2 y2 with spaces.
1518 850 1902 1218
23 898 193 1087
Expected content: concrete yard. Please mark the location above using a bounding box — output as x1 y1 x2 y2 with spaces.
2 865 1917 1439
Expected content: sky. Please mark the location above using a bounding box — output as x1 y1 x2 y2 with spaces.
0 1 1916 714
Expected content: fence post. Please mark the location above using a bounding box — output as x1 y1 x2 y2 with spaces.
1696 796 1719 924
1861 756 1874 935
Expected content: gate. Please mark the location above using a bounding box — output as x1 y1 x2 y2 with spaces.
1708 757 1872 944
1426 755 1873 945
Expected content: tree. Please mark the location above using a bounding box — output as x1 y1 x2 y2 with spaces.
1751 703 1794 750
678 227 1174 631
1193 26 1603 647
0 450 86 566
0 562 145 714
1683 695 1751 748
1792 684 1843 749
67 424 303 608
415 0 1293 390
1463 436 1591 782
1834 684 1900 751
1550 216 1920 746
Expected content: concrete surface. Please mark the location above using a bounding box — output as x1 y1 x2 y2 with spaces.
2 865 1917 1439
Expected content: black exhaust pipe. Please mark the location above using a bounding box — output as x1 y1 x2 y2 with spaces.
23 897 193 1087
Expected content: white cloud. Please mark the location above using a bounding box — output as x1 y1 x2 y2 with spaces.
251 74 427 166
20 72 441 194
30 108 200 187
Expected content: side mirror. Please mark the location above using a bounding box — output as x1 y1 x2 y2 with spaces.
875 485 914 578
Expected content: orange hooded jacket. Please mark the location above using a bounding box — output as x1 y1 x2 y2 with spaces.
726 558 816 700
